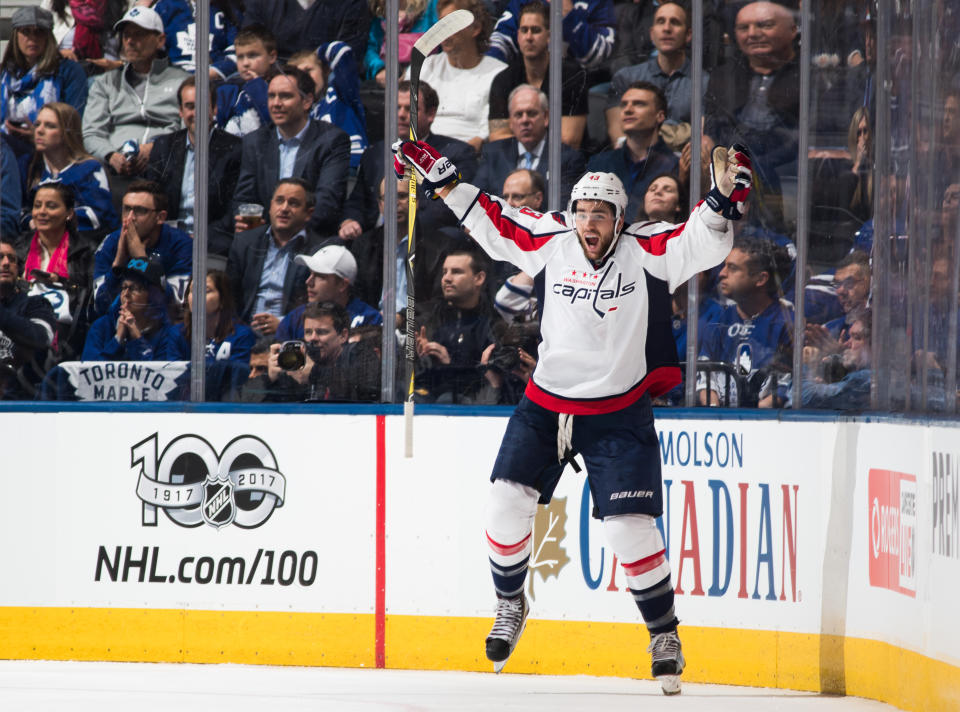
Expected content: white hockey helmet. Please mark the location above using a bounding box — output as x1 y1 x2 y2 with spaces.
567 172 629 227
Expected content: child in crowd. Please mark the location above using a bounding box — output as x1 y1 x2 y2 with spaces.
290 44 368 170
215 23 278 136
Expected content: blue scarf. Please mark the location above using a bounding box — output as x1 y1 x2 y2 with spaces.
0 64 59 128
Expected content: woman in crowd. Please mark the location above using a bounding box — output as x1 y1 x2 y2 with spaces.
22 181 99 359
1 7 88 154
43 0 128 70
412 0 503 151
177 270 255 365
82 257 182 361
365 0 438 86
848 105 873 223
635 173 687 223
26 102 118 235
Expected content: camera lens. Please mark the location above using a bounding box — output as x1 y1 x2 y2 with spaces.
277 341 305 371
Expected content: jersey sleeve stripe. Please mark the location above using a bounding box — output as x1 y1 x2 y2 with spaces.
630 222 687 256
476 193 564 252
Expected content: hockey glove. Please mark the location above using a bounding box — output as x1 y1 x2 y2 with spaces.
391 139 460 198
705 143 752 220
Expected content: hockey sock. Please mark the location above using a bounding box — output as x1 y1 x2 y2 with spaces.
486 479 539 598
603 514 678 634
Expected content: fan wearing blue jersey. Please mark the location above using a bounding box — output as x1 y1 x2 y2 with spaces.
394 138 752 694
697 235 794 407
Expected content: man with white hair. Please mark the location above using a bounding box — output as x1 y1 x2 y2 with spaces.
393 138 752 694
275 244 382 342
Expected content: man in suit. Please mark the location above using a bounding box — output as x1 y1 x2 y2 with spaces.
338 80 478 240
227 178 329 338
473 84 585 207
233 66 351 237
144 76 243 258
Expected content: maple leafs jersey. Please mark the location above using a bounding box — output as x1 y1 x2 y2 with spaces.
443 183 733 414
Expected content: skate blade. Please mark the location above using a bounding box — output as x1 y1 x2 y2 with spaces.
658 674 681 695
490 619 527 674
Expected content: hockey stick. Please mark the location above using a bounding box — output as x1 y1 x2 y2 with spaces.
403 8 474 458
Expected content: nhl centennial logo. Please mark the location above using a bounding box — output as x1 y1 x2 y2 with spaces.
131 433 287 529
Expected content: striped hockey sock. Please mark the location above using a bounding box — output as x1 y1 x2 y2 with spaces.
623 555 677 635
486 531 532 598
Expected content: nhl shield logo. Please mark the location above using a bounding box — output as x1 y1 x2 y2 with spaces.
202 474 236 529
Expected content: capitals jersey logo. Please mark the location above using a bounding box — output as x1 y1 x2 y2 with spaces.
552 262 635 317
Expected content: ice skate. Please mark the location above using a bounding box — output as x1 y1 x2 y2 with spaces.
485 594 528 673
648 630 685 695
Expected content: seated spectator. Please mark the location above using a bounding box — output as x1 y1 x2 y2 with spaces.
0 136 21 237
634 172 687 224
227 178 331 337
491 169 545 321
339 79 477 239
82 255 181 361
415 247 501 403
26 102 118 236
43 0 127 68
1 7 88 157
247 337 270 380
349 177 458 323
697 236 794 408
703 1 799 230
606 0 708 152
0 236 57 398
364 0 438 85
216 24 278 137
800 309 872 410
276 244 381 341
487 0 615 72
587 81 679 222
22 182 99 354
474 84 585 205
935 89 960 199
412 0 505 152
477 318 539 405
144 76 242 257
145 0 242 79
232 66 351 236
242 0 371 64
82 6 190 177
847 105 873 223
93 179 193 316
805 250 870 355
290 45 369 170
177 269 255 363
245 301 380 402
488 1 588 148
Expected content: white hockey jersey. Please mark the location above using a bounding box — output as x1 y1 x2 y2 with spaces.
444 183 734 415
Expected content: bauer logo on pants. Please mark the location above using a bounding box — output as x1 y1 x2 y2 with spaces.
130 433 286 530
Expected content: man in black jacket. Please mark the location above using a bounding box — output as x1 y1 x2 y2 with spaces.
144 77 242 258
338 80 477 240
0 238 56 399
233 66 351 237
227 179 331 338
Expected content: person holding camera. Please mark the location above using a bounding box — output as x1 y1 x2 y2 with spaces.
243 301 379 402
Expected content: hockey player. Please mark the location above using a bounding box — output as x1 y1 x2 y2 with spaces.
393 139 751 694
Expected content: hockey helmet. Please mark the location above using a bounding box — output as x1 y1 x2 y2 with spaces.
567 172 628 228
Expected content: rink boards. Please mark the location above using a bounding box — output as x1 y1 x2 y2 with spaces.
0 408 957 711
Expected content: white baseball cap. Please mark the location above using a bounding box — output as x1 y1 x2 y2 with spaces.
295 245 357 282
114 6 165 34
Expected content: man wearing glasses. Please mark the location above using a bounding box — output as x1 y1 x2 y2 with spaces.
92 180 192 316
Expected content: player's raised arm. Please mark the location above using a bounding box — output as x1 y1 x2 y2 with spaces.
392 140 562 275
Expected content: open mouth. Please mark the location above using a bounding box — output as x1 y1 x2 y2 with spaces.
584 236 599 251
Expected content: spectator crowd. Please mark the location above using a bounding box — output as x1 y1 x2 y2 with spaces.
0 0 956 410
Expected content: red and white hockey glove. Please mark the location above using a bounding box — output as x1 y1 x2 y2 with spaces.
705 144 752 220
391 139 460 198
